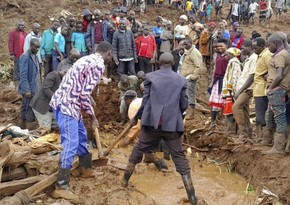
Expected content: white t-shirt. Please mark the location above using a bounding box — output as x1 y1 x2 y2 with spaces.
249 2 259 14
175 25 189 38
237 53 258 91
232 3 239 16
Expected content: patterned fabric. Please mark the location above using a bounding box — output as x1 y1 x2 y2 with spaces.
209 80 224 109
222 57 241 98
50 53 104 120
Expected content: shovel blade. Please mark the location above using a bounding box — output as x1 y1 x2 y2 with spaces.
92 158 109 167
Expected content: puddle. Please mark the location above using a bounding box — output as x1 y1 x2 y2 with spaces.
110 149 256 205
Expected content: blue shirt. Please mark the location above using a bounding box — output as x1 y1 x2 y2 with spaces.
71 32 87 53
41 29 57 56
223 30 230 39
54 33 66 53
153 26 163 45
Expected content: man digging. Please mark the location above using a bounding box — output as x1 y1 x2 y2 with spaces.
49 41 113 201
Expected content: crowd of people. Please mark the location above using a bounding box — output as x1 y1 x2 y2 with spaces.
7 2 290 205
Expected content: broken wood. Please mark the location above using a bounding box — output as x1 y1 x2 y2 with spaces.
1 167 27 182
182 143 210 152
195 107 210 114
196 97 209 107
0 175 45 197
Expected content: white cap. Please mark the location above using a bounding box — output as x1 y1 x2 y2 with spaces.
179 15 188 21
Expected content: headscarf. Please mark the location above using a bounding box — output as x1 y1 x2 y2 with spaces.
226 47 241 57
179 15 188 21
208 21 217 27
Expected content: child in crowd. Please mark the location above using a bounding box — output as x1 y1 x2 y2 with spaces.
71 21 87 56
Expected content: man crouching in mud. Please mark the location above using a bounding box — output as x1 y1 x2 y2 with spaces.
49 41 113 201
121 52 198 205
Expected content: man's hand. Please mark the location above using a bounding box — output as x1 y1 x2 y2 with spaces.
130 117 138 126
25 92 32 98
234 91 240 100
115 60 119 66
267 88 272 95
135 59 138 63
91 116 99 130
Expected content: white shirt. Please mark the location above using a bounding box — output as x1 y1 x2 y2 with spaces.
237 53 258 91
175 25 189 38
232 3 239 16
249 2 259 13
23 31 42 63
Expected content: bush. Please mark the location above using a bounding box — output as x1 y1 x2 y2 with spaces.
0 64 13 84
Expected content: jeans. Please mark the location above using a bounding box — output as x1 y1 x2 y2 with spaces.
20 95 35 122
186 79 196 106
129 126 190 175
53 107 90 169
118 60 136 75
265 88 287 134
254 96 268 126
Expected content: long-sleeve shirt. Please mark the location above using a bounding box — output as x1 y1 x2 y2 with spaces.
50 53 105 120
23 31 42 63
8 29 27 58
41 29 57 57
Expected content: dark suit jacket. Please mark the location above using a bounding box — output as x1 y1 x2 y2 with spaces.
171 49 181 73
137 66 188 133
30 71 62 114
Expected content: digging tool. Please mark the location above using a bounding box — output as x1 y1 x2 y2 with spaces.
103 123 133 156
285 133 290 154
93 128 109 165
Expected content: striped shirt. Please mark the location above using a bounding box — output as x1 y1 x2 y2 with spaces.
50 53 104 120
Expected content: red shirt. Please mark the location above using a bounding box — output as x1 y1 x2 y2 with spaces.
136 35 156 59
82 19 89 32
259 1 267 10
8 29 27 58
94 22 103 44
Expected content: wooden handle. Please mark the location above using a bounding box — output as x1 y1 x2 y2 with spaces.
94 128 104 156
104 123 132 156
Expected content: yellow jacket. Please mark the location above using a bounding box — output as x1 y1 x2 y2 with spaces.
181 46 204 81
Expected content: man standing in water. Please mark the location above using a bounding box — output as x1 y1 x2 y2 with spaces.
121 52 198 205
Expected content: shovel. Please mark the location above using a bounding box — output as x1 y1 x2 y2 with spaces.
103 123 133 156
92 128 109 167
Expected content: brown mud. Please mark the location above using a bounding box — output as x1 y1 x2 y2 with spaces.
1 0 290 204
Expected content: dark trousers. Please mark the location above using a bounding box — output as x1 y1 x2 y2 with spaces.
254 96 268 126
231 14 239 23
20 95 35 122
138 56 152 73
52 50 66 72
13 57 20 81
129 126 190 175
44 54 52 77
118 60 136 75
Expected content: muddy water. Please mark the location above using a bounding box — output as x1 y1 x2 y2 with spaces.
109 148 256 205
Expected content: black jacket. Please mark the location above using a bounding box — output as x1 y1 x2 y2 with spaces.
30 71 62 114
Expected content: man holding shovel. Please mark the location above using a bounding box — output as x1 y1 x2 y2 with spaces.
49 41 113 201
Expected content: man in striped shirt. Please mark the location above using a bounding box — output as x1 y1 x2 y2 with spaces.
50 41 113 200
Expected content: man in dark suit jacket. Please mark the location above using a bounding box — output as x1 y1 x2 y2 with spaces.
121 52 197 205
18 38 41 130
30 70 67 133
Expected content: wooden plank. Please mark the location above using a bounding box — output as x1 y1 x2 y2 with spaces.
0 175 45 197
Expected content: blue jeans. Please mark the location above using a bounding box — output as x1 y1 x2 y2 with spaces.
265 88 287 134
118 60 136 75
53 107 89 169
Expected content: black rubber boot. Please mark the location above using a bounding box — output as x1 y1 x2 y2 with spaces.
79 153 94 178
182 174 197 205
121 162 135 187
53 168 79 201
144 152 168 171
56 168 70 189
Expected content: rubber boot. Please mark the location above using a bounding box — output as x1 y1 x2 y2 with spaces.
79 153 94 178
185 104 195 120
209 110 218 129
260 127 274 146
53 168 79 202
226 116 236 135
181 174 198 205
266 132 286 154
121 162 136 187
255 125 263 141
143 152 168 171
237 125 248 139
